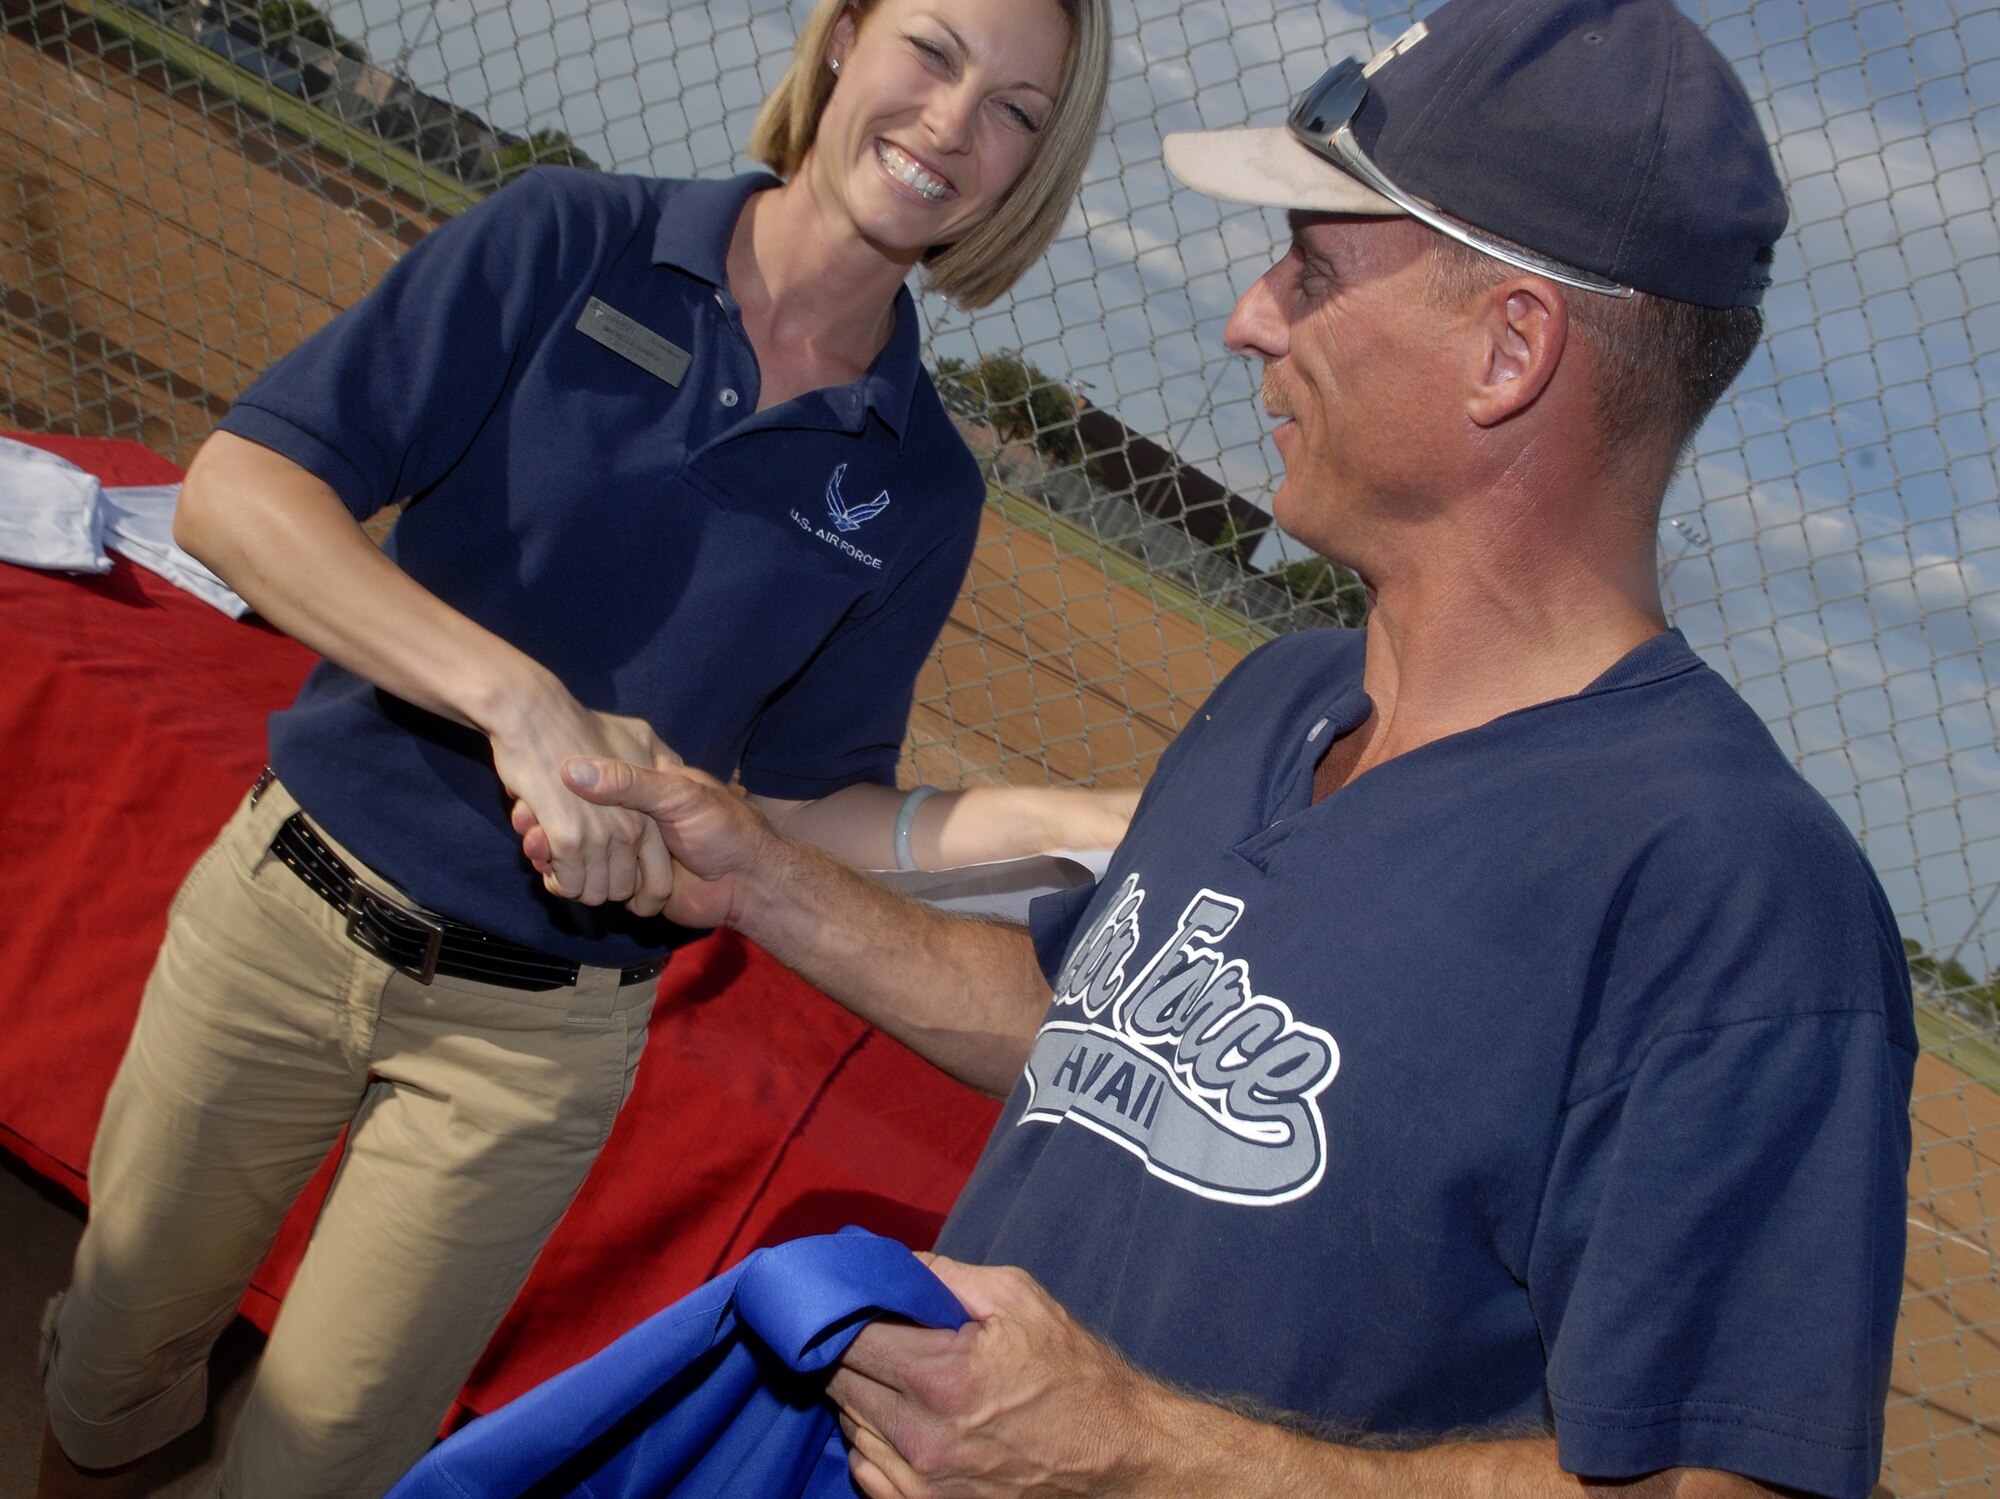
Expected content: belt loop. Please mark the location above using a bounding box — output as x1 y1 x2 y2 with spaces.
246 768 298 864
565 963 621 1025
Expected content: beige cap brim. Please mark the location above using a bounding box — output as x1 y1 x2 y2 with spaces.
1162 127 1401 216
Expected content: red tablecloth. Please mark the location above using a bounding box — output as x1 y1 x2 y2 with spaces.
0 431 1000 1419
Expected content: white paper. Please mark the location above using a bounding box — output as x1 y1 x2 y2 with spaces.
871 847 1114 923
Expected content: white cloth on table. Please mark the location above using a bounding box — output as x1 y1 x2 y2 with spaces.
0 444 248 616
101 485 251 619
0 436 110 574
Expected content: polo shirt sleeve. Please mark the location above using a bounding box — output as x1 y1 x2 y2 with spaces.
734 497 982 800
218 170 573 518
1528 833 1915 1499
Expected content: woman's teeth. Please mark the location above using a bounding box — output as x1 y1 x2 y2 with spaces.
877 141 950 201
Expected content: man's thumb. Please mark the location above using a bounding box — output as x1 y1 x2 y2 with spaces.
562 755 630 801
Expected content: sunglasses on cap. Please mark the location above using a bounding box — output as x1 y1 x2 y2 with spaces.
1286 57 1635 298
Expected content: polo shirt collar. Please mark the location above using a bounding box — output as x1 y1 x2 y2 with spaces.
650 173 923 440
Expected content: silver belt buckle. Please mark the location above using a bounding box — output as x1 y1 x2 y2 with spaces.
345 880 445 985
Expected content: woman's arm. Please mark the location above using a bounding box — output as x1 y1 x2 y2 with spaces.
747 783 1140 870
176 431 678 908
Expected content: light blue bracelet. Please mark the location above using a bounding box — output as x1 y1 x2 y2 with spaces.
893 785 942 872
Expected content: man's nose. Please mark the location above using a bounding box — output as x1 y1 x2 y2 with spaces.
1224 261 1289 362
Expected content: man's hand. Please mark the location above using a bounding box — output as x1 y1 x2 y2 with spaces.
545 755 779 928
823 1259 1815 1499
827 1256 1164 1498
488 701 679 912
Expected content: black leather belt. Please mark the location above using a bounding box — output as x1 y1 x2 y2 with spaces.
268 810 667 993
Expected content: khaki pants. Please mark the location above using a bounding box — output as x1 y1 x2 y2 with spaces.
41 778 658 1498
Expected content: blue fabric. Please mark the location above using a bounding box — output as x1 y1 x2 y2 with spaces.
951 627 1914 1499
219 169 984 965
387 1230 967 1499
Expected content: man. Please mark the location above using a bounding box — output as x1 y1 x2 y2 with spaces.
546 0 1914 1491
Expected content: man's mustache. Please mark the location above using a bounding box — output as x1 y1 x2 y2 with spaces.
1261 369 1293 419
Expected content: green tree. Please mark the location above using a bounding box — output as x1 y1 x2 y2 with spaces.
936 352 1083 470
1907 937 2000 1024
256 0 367 62
495 128 601 183
1272 554 1368 627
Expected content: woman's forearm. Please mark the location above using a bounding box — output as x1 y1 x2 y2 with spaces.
752 783 1140 870
175 431 561 732
176 430 679 907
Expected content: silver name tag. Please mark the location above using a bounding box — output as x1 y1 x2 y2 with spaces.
575 297 691 387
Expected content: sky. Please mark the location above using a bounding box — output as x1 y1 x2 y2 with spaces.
325 0 2000 975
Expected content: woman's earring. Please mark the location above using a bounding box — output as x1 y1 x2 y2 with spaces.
829 58 840 73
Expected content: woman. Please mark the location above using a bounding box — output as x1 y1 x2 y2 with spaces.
37 2 1112 1496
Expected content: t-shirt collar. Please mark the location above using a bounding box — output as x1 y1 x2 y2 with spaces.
651 172 923 439
1580 627 1703 695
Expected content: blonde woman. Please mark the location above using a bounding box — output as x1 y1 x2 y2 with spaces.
38 3 1113 1496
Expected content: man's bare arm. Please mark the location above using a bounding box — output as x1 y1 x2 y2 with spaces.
562 757 1051 1094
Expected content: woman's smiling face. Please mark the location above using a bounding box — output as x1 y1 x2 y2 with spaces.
807 0 1072 257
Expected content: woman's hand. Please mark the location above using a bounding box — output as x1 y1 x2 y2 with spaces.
491 696 682 912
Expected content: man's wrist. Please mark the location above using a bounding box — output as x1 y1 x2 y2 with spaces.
732 812 837 945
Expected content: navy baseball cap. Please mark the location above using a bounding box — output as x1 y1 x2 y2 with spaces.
1163 0 1786 308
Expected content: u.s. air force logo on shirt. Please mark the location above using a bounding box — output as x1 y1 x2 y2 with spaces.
1024 872 1339 1206
789 463 889 569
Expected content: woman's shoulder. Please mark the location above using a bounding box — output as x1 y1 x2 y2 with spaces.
490 166 677 230
904 367 988 504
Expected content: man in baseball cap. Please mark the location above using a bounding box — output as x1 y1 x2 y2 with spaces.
551 0 1913 1493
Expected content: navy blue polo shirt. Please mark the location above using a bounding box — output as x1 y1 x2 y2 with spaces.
939 628 1914 1499
219 169 984 966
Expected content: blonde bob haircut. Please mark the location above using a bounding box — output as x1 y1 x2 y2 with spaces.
749 0 1110 310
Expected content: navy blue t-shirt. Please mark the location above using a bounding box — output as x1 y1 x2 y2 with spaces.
939 628 1914 1499
219 170 984 965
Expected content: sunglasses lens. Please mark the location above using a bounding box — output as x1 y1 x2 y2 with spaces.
1291 59 1366 135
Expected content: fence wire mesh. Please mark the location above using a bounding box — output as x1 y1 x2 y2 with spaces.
0 0 1995 1487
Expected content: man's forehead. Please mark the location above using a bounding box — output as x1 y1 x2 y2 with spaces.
1283 210 1431 264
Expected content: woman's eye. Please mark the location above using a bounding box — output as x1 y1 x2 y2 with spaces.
908 34 951 70
1000 100 1041 133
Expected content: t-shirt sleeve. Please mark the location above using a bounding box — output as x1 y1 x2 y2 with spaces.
1532 1004 1914 1499
217 170 571 518
735 493 982 799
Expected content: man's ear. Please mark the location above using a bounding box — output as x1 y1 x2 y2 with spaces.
1466 279 1567 428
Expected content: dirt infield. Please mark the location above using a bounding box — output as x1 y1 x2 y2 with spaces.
0 10 435 458
1890 1055 2000 1495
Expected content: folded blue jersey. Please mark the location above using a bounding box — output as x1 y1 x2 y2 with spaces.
388 1229 968 1499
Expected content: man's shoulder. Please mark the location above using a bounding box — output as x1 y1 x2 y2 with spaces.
1231 625 1366 693
1556 650 1914 1056
1584 644 1852 849
1180 626 1366 748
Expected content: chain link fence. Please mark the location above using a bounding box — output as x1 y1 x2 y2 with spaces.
1 0 1995 1487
